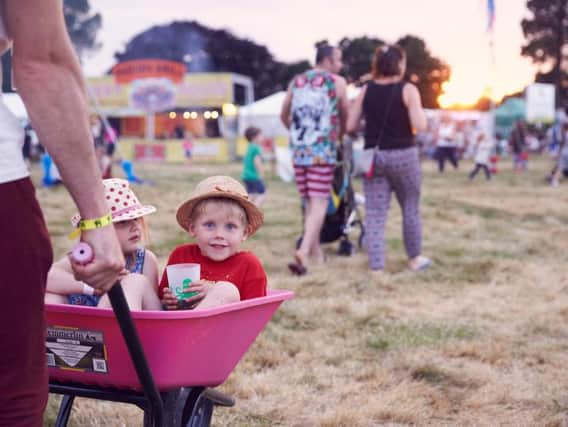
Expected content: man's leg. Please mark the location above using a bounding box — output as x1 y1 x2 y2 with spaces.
0 179 52 427
297 196 328 264
295 165 333 266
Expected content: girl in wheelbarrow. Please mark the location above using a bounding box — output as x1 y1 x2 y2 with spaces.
45 178 162 310
160 175 267 310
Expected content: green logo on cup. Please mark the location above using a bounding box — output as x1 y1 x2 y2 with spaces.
175 277 198 298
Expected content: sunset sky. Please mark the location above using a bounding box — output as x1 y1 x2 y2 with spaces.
82 0 538 107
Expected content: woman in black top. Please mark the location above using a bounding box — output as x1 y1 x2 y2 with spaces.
348 44 432 272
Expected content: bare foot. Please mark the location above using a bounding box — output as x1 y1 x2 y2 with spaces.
295 250 308 267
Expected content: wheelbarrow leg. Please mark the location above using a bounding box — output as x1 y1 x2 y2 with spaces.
54 394 75 427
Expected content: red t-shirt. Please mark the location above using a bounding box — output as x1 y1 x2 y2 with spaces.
159 243 267 301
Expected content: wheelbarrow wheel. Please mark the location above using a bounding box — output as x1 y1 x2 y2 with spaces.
184 396 214 427
181 388 234 427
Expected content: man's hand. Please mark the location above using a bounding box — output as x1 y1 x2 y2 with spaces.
70 226 126 294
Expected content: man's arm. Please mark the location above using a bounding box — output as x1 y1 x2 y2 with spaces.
334 75 349 138
4 0 124 291
280 83 293 129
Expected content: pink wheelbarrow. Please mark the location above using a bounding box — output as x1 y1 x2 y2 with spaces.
46 286 293 426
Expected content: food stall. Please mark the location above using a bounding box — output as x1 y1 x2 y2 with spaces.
88 59 253 163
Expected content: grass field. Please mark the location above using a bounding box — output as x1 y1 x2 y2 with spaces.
40 155 568 426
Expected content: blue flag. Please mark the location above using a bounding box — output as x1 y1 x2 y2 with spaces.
487 0 495 32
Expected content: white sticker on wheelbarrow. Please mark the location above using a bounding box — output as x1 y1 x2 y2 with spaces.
46 326 108 373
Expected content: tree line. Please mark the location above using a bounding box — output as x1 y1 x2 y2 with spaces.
57 1 566 109
61 1 449 108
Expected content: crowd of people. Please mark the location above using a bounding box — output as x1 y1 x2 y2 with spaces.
416 113 567 183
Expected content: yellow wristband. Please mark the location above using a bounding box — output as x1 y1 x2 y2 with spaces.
68 213 112 239
79 213 113 231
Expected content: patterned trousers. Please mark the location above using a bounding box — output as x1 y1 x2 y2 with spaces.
363 147 422 270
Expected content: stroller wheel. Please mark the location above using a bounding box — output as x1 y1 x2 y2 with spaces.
338 238 355 256
358 225 366 250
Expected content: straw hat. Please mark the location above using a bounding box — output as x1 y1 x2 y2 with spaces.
176 176 264 235
71 178 156 226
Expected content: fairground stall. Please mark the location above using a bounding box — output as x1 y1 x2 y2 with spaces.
88 59 253 164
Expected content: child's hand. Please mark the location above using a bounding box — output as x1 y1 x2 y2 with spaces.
162 281 213 310
161 287 179 310
177 280 210 306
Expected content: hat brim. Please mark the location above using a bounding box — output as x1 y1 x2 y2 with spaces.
176 193 263 235
112 205 156 222
71 205 156 228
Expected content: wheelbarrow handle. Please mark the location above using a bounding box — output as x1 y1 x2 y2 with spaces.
107 284 164 426
70 242 164 425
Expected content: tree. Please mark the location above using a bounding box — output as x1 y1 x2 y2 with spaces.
473 96 493 111
338 35 449 108
1 1 101 92
339 36 385 83
397 35 450 109
521 0 566 108
114 21 285 99
276 60 311 90
63 0 102 61
206 28 283 98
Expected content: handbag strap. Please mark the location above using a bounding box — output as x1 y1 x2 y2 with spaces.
373 81 399 151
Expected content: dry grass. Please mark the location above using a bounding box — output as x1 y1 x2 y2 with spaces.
40 156 568 426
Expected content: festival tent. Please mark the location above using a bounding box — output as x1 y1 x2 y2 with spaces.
495 97 526 136
238 91 294 181
238 91 288 138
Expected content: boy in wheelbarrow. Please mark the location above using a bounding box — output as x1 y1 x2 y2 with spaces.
160 175 267 310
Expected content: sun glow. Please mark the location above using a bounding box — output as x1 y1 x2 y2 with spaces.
437 79 500 109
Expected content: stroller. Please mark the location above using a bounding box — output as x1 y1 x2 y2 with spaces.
297 139 365 256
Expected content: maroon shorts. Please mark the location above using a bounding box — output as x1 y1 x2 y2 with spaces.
0 178 52 426
293 164 335 199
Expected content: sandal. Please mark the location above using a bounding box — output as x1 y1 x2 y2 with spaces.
288 261 308 276
288 253 308 276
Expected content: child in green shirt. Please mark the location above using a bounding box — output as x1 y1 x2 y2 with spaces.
241 126 266 206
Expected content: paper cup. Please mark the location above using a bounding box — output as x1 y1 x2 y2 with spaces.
166 263 200 299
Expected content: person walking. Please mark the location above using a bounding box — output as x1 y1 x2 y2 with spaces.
280 44 349 275
468 133 494 181
509 119 528 172
546 120 568 186
241 126 267 206
0 2 124 425
347 44 431 273
435 113 459 172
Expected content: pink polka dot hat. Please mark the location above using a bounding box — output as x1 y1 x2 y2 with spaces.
71 178 156 227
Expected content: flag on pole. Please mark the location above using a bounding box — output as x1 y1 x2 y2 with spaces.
487 0 496 32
